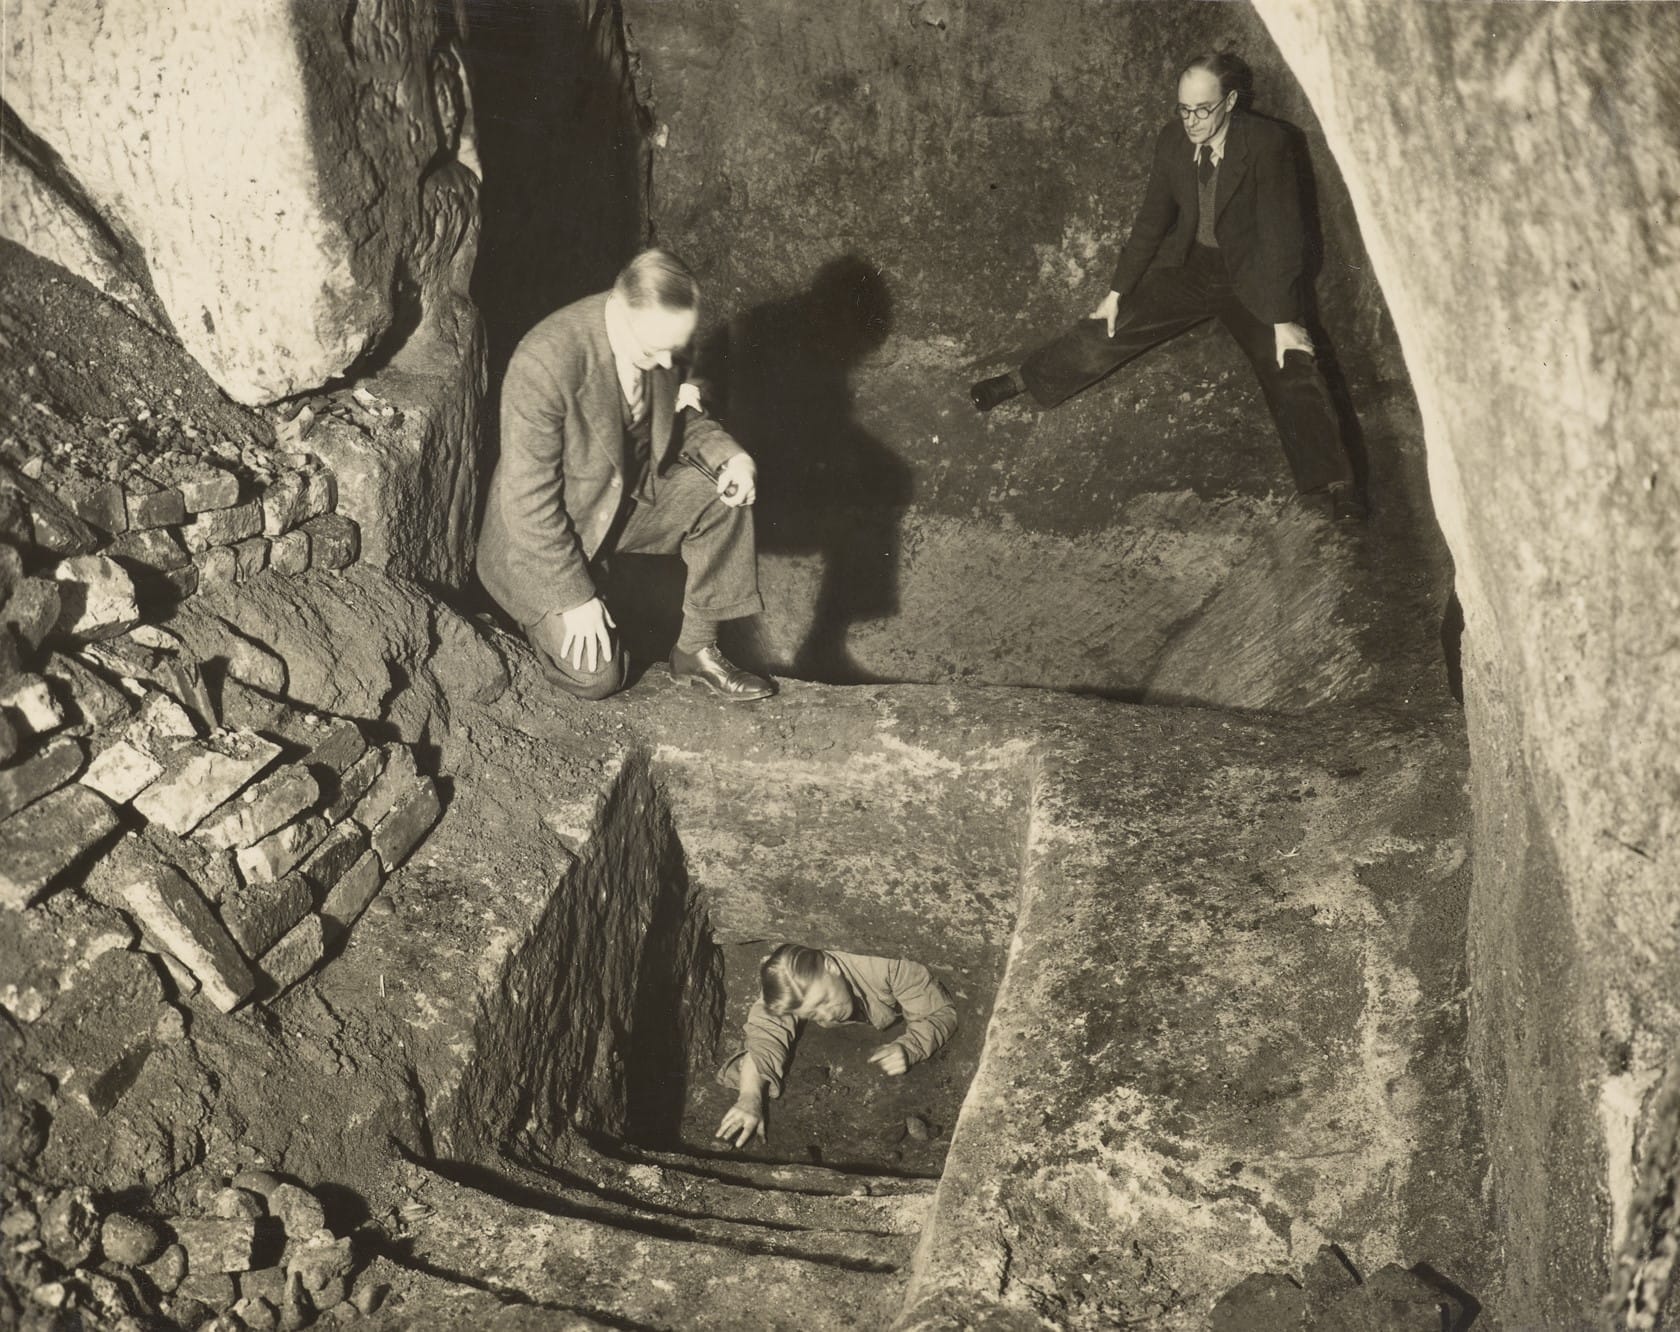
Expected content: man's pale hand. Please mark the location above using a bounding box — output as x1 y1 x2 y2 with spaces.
716 453 757 508
1274 321 1314 368
716 1097 766 1147
867 1043 910 1077
558 597 615 673
1089 290 1121 338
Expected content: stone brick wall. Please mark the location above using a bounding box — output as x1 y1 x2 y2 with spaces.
2 472 439 1018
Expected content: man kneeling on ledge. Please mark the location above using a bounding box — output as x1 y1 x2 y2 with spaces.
476 248 775 703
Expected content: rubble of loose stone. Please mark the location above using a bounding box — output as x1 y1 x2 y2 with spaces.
0 1175 385 1328
1210 1244 1475 1330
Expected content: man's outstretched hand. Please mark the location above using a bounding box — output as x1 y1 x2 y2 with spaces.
716 1097 766 1148
1273 321 1314 368
557 597 615 673
1089 290 1121 338
716 453 757 508
867 1043 910 1077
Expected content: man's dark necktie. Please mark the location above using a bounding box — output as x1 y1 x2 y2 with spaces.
1195 144 1220 249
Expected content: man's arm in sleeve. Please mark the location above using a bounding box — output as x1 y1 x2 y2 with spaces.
741 999 799 1098
498 349 598 616
880 958 958 1066
1109 125 1182 301
1251 129 1308 325
676 359 747 474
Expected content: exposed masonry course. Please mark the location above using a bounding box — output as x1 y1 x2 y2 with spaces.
0 461 432 1013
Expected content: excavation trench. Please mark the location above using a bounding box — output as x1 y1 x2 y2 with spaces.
450 736 1030 1183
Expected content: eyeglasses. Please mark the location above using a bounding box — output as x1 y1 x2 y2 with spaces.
1175 98 1229 123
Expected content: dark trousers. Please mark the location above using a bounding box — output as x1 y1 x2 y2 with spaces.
526 461 762 700
1021 246 1353 494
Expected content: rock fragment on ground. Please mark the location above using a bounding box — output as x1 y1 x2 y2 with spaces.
39 1187 100 1267
321 851 384 932
50 553 140 640
370 776 441 872
80 738 165 803
131 729 280 834
195 763 320 851
171 1218 259 1273
0 782 119 909
0 733 84 820
120 864 256 1011
257 915 325 997
101 1213 165 1266
221 872 312 957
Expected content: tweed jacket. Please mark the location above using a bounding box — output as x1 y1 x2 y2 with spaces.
476 292 745 626
737 952 958 1097
1109 111 1310 325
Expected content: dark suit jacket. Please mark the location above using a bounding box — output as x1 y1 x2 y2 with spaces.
476 292 745 626
1109 112 1309 325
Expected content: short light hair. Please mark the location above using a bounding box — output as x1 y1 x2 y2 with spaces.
614 247 700 312
759 944 831 1016
1179 51 1253 102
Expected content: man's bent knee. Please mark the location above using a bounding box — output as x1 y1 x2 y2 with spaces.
526 621 630 701
538 650 628 701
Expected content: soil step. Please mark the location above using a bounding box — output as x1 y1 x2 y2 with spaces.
529 1139 932 1237
357 1252 620 1330
601 1137 939 1198
400 1162 910 1329
451 1154 920 1269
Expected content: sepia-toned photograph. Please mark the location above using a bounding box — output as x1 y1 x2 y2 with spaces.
1 1 1675 1327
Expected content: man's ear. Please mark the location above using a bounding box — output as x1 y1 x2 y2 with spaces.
822 954 843 977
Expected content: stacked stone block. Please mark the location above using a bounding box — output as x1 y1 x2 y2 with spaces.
2 489 437 1013
1 417 360 621
75 676 440 1012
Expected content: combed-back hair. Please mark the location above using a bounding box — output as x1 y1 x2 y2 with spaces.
1180 51 1254 102
614 247 701 311
760 944 831 1015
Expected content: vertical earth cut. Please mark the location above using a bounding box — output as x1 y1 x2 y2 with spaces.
1251 3 1680 1324
452 751 723 1158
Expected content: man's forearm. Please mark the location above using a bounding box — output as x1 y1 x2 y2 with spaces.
684 414 746 473
735 1054 767 1104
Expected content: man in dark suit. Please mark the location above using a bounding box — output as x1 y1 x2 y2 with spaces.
970 52 1362 520
477 249 774 702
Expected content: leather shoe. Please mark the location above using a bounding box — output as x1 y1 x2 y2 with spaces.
1328 482 1368 523
970 373 1022 413
670 645 775 702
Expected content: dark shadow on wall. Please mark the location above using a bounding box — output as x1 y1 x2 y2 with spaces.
709 256 912 682
451 0 648 616
450 750 724 1159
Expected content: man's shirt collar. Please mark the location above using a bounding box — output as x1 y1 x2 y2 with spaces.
1192 119 1232 166
602 294 641 378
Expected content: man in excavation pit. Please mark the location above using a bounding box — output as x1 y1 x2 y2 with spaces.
969 51 1365 523
714 944 958 1148
477 248 775 703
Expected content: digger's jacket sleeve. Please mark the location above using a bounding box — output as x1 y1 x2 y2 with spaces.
740 951 958 1097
